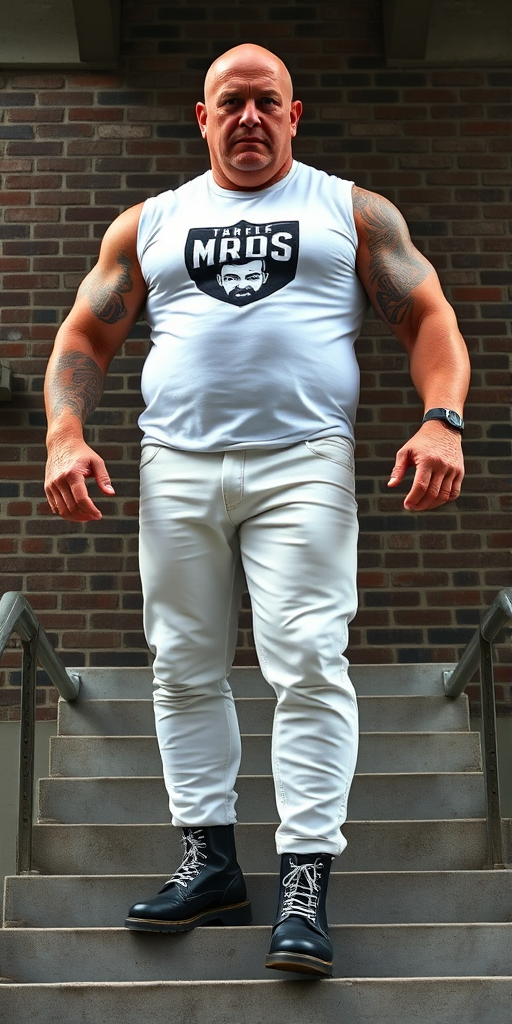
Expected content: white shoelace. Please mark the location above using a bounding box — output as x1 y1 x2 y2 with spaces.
165 830 207 888
281 859 323 923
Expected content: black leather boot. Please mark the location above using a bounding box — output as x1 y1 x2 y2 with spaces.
265 852 334 977
124 824 251 932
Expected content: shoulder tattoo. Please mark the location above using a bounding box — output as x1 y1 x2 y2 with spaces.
82 252 134 325
353 188 431 325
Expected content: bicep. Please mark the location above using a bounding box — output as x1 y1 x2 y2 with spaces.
57 204 148 371
353 186 445 348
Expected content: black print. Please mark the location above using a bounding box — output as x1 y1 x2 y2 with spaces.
185 219 299 306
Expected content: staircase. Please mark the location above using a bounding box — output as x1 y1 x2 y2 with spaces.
2 663 512 1022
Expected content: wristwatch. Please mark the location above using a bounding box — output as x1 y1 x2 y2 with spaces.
422 408 464 433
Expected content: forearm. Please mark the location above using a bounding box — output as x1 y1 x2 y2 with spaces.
45 327 107 447
406 306 470 416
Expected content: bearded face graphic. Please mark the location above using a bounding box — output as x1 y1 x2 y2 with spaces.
185 220 299 306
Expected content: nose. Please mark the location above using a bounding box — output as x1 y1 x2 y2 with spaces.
240 99 261 128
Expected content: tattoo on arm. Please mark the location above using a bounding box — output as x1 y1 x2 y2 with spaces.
49 352 104 423
82 252 134 325
354 189 431 325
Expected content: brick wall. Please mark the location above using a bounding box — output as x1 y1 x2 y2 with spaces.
1 0 510 720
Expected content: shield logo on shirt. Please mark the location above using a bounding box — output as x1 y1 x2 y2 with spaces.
184 219 299 306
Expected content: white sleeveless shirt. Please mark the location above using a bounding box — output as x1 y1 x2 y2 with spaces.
137 160 368 451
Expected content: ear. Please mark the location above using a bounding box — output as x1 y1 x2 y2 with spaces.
196 101 207 138
290 99 302 138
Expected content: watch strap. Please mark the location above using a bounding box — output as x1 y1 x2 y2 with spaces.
422 408 464 433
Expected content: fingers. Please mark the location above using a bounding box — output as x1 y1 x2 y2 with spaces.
403 461 464 511
44 446 115 522
388 452 409 488
46 476 103 521
389 425 464 512
404 470 457 511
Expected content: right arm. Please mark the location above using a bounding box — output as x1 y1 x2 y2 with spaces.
44 203 147 521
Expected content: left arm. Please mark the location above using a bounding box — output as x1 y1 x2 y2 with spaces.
353 185 471 511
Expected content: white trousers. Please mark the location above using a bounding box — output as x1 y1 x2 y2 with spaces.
139 438 359 856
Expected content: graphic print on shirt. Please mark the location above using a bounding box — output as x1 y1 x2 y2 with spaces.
184 219 299 306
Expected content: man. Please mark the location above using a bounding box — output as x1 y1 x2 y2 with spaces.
44 43 470 978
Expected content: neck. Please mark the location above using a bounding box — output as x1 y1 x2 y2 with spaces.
210 157 293 192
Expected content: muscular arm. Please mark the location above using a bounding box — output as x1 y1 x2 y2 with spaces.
353 186 471 511
44 203 147 521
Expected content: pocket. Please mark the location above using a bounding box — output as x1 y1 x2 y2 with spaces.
304 436 354 472
139 445 163 470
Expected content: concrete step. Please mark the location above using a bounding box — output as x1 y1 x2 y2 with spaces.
2 979 512 1024
5 870 512 929
37 772 486 824
30 819 505 874
69 663 455 699
2 924 512 982
4 976 512 1024
57 694 470 737
49 731 483 778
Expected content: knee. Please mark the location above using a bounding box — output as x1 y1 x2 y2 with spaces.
153 673 232 704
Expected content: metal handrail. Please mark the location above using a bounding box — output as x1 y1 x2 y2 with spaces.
0 591 80 874
443 588 512 870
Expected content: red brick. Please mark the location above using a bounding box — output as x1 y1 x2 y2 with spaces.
0 540 17 553
0 258 29 271
39 92 93 106
61 594 119 610
7 502 32 516
8 108 64 123
69 108 124 122
1 191 31 205
5 208 60 222
0 159 32 171
452 288 503 301
11 75 65 88
21 538 53 553
63 631 122 648
5 174 62 189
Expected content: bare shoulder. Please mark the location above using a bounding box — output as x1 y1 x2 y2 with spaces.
352 185 410 244
97 202 146 269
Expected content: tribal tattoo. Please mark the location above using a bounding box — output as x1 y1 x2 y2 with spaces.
353 188 431 326
81 252 134 325
49 351 104 424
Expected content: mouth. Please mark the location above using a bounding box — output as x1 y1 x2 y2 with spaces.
232 136 268 147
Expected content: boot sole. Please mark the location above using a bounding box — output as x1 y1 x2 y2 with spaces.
124 900 252 933
265 951 333 978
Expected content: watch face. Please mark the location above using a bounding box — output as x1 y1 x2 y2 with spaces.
447 410 462 427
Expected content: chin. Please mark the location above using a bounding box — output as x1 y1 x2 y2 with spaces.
231 153 272 172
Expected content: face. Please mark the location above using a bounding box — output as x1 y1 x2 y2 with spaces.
217 259 269 301
196 45 302 191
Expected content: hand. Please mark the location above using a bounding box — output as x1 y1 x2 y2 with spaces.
387 420 464 512
45 438 115 522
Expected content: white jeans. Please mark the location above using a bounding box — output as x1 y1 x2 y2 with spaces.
139 438 359 856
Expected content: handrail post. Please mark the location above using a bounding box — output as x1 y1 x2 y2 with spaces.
17 633 38 874
480 634 505 869
0 592 81 877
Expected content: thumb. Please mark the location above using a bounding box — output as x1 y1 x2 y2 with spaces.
90 454 115 494
388 448 409 488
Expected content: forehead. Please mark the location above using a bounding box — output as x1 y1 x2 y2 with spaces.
207 56 290 101
221 260 263 274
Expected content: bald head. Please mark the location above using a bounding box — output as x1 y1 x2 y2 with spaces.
196 42 302 191
204 44 293 104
